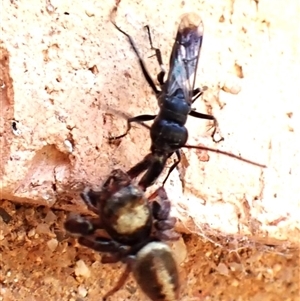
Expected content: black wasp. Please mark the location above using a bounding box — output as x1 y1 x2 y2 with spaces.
109 7 265 190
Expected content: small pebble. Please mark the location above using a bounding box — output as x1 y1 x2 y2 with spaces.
64 139 73 153
216 263 229 276
222 81 242 94
273 263 282 273
36 223 51 234
27 228 36 237
75 260 91 278
170 237 187 264
221 75 242 94
78 285 88 297
85 4 95 17
45 0 55 13
229 262 243 272
44 211 57 224
47 238 58 251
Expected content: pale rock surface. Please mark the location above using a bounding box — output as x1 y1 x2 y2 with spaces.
1 0 299 250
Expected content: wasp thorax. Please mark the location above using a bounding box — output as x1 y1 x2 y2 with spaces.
133 242 179 301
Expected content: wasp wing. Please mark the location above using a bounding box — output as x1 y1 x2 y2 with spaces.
165 13 204 104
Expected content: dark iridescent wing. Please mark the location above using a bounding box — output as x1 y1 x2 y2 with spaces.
165 13 204 104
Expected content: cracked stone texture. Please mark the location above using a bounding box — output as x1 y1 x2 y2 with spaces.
0 0 300 299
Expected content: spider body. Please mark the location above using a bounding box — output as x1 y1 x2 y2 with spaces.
65 169 179 300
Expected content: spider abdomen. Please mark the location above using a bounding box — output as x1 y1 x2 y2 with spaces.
133 242 179 301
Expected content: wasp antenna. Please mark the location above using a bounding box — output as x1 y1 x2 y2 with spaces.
184 144 267 167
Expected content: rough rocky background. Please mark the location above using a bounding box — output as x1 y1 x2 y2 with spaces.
1 0 299 300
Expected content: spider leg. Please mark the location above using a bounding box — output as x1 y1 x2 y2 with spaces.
149 187 180 241
64 215 103 236
102 264 131 301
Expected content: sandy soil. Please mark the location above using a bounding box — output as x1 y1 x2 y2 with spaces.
0 200 299 301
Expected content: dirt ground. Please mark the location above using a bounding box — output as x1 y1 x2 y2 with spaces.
0 200 299 301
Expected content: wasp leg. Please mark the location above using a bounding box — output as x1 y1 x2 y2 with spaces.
109 114 156 141
145 25 166 86
127 152 171 191
189 88 217 123
161 150 181 186
137 153 169 190
189 110 223 143
126 153 153 182
110 7 160 95
190 87 224 142
191 87 204 103
189 110 216 121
